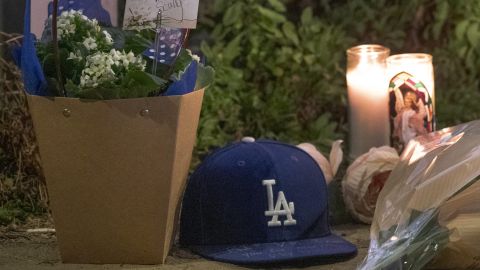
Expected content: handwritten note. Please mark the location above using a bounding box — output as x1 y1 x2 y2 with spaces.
123 0 199 30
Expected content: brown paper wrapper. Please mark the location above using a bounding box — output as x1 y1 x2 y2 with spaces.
27 89 204 264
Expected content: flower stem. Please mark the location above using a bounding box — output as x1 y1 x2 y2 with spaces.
52 0 67 97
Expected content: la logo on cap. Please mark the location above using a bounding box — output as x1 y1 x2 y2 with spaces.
263 179 296 227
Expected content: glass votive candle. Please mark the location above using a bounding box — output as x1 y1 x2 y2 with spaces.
346 44 391 159
386 53 435 150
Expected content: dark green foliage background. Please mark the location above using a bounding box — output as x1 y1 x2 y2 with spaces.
190 1 480 223
193 0 480 161
2 0 480 223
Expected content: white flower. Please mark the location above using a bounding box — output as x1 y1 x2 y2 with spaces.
67 51 82 61
91 19 101 32
79 50 146 88
55 10 84 39
55 10 98 40
56 14 76 39
110 49 121 65
83 37 98 51
191 54 201 62
127 51 135 61
103 30 113 45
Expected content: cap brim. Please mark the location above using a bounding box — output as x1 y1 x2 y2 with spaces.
188 233 357 265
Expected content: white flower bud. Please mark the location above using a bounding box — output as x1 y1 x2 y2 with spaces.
192 54 201 62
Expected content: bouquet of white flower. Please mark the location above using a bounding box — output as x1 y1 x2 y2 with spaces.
29 3 212 100
17 0 211 264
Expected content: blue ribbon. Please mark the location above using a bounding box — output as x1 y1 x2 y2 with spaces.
21 0 48 95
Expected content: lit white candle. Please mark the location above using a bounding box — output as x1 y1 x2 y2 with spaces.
346 45 390 158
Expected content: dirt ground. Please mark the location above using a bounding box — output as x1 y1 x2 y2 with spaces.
0 217 370 270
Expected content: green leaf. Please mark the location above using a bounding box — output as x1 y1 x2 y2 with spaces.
458 45 468 58
123 70 167 91
304 54 315 65
171 49 197 80
74 85 120 100
45 77 62 96
223 35 243 63
65 80 80 97
223 3 243 26
72 71 167 100
255 5 286 24
41 53 57 78
147 73 169 87
467 22 480 47
455 20 470 40
292 52 302 63
259 21 284 38
273 67 284 77
432 1 449 39
267 0 286 12
282 22 300 46
195 63 216 90
122 31 153 55
301 7 313 25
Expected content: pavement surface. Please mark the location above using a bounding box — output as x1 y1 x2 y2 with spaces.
0 218 370 270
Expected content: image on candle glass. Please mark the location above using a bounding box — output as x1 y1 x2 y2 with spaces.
389 72 434 152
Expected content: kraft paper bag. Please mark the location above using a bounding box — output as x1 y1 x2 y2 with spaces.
26 89 204 264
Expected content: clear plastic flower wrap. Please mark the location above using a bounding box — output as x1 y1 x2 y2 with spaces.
359 120 480 270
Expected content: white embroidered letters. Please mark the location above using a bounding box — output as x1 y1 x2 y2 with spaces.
262 179 297 227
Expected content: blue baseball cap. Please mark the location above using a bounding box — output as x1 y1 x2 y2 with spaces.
179 138 357 265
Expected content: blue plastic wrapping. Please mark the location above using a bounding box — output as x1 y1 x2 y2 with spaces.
164 60 198 96
47 0 112 26
21 0 48 95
